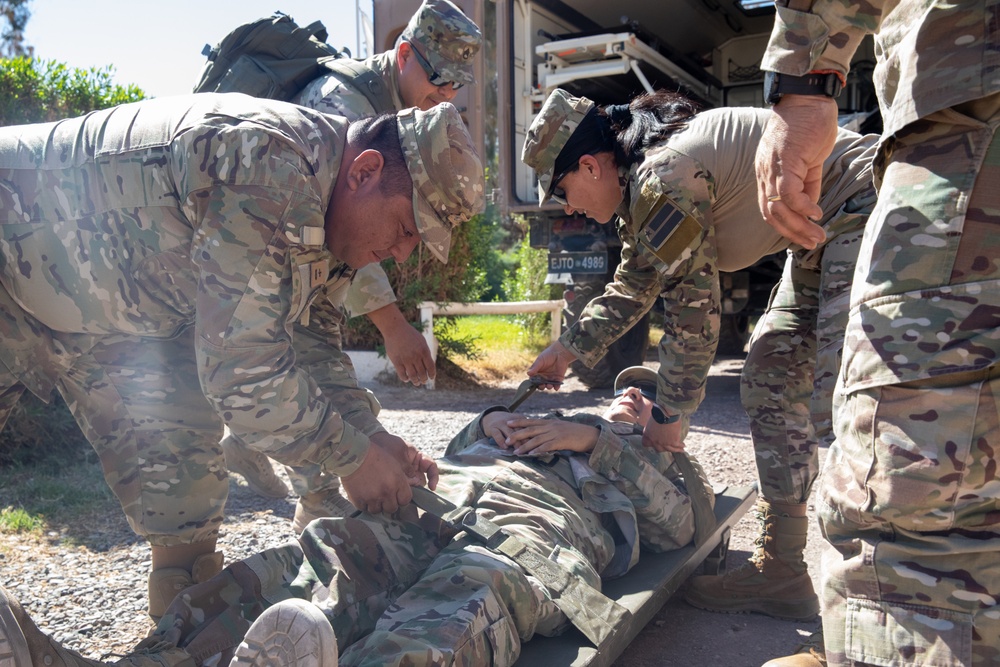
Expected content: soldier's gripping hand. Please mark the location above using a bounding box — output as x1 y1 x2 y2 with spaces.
526 341 576 390
341 433 438 514
642 416 686 454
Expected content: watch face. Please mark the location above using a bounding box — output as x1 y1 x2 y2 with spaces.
651 406 679 425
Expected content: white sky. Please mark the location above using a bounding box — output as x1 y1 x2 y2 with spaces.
25 0 373 98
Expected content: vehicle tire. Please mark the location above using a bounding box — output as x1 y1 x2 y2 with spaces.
570 314 651 390
716 313 750 357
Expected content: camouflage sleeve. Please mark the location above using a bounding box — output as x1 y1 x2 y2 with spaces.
655 243 721 416
343 263 398 318
585 416 695 551
187 182 371 478
559 229 661 367
298 289 387 437
762 0 881 77
293 74 377 122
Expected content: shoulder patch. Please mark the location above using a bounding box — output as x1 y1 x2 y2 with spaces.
638 195 702 269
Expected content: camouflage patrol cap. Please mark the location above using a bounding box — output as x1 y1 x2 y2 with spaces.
401 0 482 86
521 88 595 204
397 102 485 263
613 365 658 398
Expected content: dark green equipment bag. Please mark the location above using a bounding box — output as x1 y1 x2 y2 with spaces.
193 11 393 112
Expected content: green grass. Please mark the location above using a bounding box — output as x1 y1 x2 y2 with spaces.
441 315 552 383
448 315 551 351
0 506 43 533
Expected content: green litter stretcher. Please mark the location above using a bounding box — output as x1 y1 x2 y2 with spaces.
515 484 757 667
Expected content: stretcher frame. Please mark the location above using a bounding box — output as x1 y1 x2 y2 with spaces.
516 484 757 666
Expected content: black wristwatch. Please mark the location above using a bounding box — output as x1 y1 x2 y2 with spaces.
763 71 843 105
651 406 680 425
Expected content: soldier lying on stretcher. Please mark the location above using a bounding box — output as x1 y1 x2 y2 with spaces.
0 365 715 667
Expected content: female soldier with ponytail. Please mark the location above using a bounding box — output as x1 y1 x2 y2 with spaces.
521 88 876 626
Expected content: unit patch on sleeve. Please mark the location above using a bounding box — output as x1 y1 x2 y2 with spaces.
638 195 701 269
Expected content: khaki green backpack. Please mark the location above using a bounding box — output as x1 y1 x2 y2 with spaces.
194 11 394 112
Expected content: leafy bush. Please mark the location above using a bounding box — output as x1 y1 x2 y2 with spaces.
0 56 144 467
0 56 145 126
345 201 507 359
502 232 559 340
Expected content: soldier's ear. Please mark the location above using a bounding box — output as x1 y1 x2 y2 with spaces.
346 149 386 192
578 154 600 179
396 41 413 71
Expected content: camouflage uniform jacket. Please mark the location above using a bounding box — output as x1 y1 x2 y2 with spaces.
294 51 405 318
562 108 876 415
0 93 382 477
452 408 708 574
763 0 1000 139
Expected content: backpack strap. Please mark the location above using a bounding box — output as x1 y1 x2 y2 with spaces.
410 486 632 646
320 58 396 114
671 452 717 547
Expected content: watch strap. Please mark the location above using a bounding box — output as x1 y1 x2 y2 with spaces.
765 71 843 104
651 405 680 425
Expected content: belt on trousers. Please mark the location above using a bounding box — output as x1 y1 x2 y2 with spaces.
410 485 632 647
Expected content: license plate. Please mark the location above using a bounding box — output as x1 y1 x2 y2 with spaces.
547 251 608 274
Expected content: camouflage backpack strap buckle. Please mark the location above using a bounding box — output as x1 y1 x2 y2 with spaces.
410 487 632 646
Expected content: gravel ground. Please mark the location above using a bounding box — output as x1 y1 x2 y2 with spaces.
0 358 825 666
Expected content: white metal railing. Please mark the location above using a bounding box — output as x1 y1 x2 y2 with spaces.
419 299 564 389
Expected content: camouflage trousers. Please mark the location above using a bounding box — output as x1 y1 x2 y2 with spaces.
741 189 871 505
819 95 1000 666
152 457 615 667
0 288 227 547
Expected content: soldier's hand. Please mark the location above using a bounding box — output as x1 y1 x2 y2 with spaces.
368 304 436 385
755 95 839 250
481 410 516 447
503 417 598 456
341 434 438 514
370 431 439 490
526 341 576 390
642 417 685 453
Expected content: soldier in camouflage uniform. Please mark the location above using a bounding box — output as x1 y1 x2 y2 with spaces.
0 96 484 620
0 366 713 667
522 88 878 623
222 0 483 525
755 1 1000 666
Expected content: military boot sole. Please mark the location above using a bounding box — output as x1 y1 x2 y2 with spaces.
230 599 337 667
684 586 819 621
0 588 31 667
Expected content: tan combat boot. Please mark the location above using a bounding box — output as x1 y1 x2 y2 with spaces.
148 551 224 622
684 499 819 620
0 586 194 667
221 436 290 499
762 630 826 666
293 489 358 534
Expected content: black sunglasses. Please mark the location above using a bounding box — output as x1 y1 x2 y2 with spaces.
548 170 571 205
614 385 657 402
408 42 464 90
